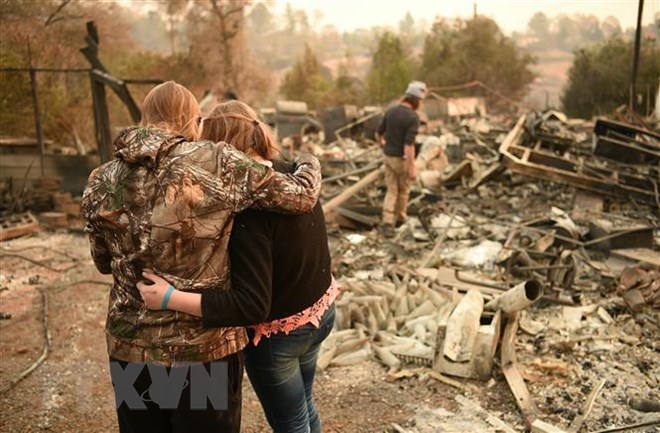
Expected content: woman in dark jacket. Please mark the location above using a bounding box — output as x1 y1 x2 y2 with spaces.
138 100 339 433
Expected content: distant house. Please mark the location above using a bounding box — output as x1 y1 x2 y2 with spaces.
425 96 487 121
271 100 321 140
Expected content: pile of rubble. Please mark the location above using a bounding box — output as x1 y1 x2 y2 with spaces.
319 111 659 432
0 107 657 431
0 176 83 241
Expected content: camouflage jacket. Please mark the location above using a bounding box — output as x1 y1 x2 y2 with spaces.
82 127 321 365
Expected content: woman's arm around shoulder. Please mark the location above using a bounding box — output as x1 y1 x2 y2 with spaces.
221 146 321 214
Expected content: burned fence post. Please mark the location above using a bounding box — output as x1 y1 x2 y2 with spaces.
27 40 45 177
80 21 145 163
89 71 113 163
81 22 112 162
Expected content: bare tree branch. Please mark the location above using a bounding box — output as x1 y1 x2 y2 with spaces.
224 6 244 17
209 0 244 20
44 0 72 27
207 0 246 90
209 0 221 17
223 29 239 39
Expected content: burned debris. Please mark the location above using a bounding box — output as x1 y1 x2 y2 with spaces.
1 32 658 429
317 108 659 432
1 104 658 432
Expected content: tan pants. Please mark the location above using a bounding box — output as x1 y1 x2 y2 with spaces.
382 156 410 225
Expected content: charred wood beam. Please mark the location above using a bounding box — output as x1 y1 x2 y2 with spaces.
91 70 141 122
89 72 112 163
594 136 660 165
593 118 660 142
501 312 539 428
123 78 164 85
500 114 659 207
80 21 144 160
322 167 385 215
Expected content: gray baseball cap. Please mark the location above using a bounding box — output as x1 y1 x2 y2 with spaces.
405 81 427 99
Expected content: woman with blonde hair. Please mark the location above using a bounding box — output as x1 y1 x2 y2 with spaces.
139 99 339 433
82 81 321 433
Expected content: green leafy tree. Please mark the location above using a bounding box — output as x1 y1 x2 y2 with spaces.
0 50 35 139
528 12 550 49
554 14 580 51
600 16 622 39
0 0 138 148
247 2 274 34
323 52 365 106
366 31 412 104
159 0 187 55
577 15 604 46
280 45 330 108
399 12 415 37
562 37 660 118
284 4 296 34
419 17 535 107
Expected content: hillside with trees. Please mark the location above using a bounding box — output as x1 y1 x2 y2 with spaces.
1 0 657 149
562 37 660 118
515 11 659 112
419 17 535 108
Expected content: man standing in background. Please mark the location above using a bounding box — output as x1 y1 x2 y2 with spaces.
377 81 426 238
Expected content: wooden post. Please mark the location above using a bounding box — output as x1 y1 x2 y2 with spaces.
80 20 143 161
27 41 45 176
501 312 539 428
90 73 112 162
322 166 385 215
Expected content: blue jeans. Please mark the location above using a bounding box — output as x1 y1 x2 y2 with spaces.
245 304 336 433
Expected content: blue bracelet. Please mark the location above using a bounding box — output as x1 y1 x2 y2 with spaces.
161 285 175 310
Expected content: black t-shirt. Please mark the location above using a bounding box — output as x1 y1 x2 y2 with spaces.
377 104 420 157
200 160 332 327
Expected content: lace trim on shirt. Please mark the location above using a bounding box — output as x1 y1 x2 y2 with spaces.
250 278 342 345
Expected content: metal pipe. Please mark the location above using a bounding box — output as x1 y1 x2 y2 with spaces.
453 269 508 291
484 279 544 313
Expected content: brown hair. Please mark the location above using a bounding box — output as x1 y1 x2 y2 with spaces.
140 81 201 141
201 100 280 160
402 95 421 111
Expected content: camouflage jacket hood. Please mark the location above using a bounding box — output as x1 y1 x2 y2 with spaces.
82 126 321 365
114 126 180 166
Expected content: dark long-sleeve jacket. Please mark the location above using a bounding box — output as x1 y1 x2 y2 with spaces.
82 127 321 365
197 161 332 328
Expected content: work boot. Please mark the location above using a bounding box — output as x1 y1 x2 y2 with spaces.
382 223 395 238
